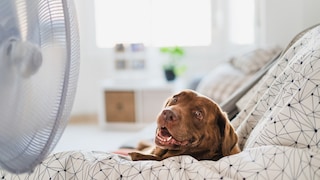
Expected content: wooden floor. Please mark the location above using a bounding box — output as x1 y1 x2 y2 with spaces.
68 114 98 124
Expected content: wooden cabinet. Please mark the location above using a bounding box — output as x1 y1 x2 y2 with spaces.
99 80 173 128
104 91 135 123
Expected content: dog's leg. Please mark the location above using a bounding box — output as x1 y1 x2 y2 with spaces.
129 152 162 161
136 140 153 151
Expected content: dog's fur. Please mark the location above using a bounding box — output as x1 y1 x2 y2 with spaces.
129 89 240 161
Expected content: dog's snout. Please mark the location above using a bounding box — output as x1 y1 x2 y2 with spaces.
162 109 177 121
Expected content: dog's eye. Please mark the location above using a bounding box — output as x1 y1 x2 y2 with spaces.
193 110 203 120
171 97 178 103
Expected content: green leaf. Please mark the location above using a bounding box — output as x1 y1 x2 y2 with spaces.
174 65 187 76
160 46 186 76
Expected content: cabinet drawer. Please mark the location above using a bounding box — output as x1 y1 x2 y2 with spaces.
105 91 135 123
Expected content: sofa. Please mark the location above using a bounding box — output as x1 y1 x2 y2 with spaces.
2 24 320 179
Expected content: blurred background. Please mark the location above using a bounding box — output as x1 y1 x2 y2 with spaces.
53 0 320 153
70 0 320 124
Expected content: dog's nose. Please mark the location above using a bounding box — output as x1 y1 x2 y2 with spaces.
162 109 177 121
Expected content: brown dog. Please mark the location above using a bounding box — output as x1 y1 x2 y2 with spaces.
129 89 240 161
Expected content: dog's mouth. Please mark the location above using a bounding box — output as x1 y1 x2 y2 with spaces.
155 127 189 147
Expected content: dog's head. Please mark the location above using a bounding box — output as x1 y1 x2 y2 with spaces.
155 89 239 159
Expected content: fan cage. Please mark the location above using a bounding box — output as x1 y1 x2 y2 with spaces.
0 0 79 174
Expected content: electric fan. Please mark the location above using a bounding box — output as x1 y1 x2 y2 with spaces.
0 0 79 174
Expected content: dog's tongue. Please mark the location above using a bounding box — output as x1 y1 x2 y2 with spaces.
157 127 172 142
160 127 171 137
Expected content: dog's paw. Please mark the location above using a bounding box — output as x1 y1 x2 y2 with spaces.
129 152 160 161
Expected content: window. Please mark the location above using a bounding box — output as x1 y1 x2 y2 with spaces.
94 0 211 47
94 0 256 48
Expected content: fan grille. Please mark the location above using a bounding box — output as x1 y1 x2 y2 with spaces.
0 0 79 173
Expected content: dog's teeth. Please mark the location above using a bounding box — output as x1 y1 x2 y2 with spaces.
162 136 172 142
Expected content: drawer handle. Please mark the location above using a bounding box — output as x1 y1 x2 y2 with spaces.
116 103 123 111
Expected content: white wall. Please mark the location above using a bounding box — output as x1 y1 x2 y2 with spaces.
71 0 320 116
259 0 320 47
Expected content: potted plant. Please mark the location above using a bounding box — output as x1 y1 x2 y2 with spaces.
160 46 187 81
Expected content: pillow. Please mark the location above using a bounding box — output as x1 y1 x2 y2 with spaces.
241 25 320 150
230 46 282 74
196 63 251 104
231 24 320 149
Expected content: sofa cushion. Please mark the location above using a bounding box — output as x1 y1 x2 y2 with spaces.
196 63 251 104
230 46 282 74
196 47 281 105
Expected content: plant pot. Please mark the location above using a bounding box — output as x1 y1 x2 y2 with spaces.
164 69 176 81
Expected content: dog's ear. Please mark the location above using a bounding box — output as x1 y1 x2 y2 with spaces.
217 111 240 156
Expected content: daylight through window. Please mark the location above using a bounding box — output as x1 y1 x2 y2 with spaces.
94 0 211 47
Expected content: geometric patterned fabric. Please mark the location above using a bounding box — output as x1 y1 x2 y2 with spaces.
232 24 320 152
1 148 320 179
1 25 320 179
